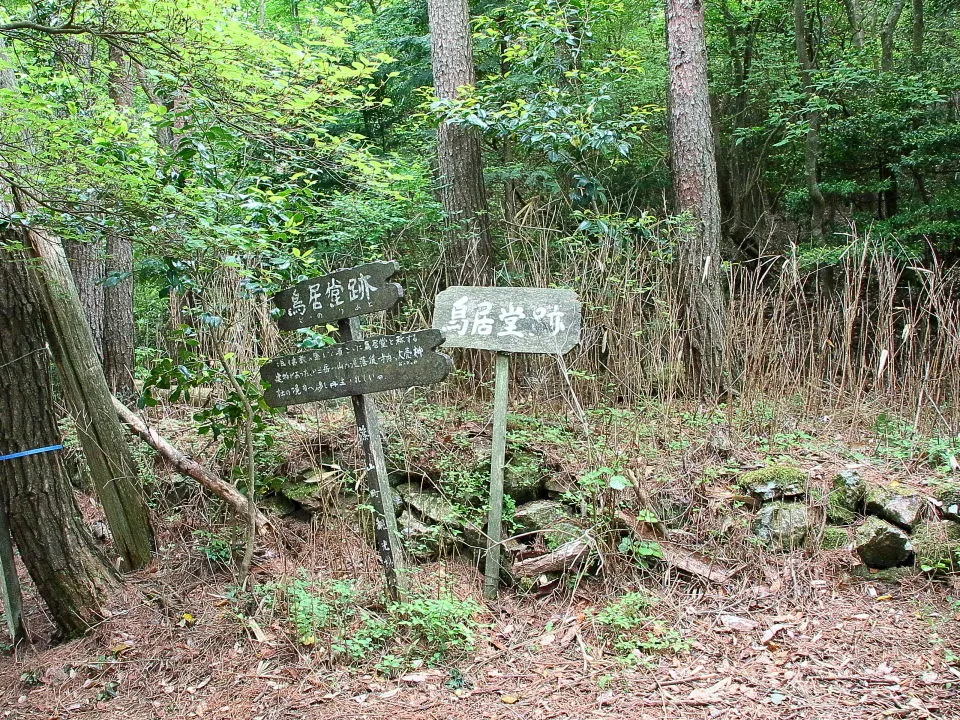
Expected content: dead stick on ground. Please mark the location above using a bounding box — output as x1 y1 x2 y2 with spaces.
112 396 270 533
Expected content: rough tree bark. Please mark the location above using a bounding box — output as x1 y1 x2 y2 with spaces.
0 41 153 571
793 0 827 242
65 240 104 357
427 0 493 286
102 44 136 397
666 0 727 398
14 216 155 572
0 249 120 639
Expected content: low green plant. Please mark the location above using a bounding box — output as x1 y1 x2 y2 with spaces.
191 528 236 565
258 574 481 672
593 590 689 662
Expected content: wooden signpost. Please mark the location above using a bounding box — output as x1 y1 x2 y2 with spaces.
264 261 452 598
433 286 582 598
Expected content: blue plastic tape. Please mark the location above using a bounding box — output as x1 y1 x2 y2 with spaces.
0 444 63 462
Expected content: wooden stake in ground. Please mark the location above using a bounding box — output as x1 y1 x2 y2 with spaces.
433 286 582 599
264 262 452 599
483 352 510 599
0 501 25 644
339 316 404 597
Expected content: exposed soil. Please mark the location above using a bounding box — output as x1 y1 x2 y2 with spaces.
2 518 959 720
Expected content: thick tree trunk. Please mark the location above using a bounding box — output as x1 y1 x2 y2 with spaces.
103 45 136 397
65 240 105 357
427 0 493 286
793 0 827 242
666 0 727 398
0 250 120 639
0 42 153 571
14 217 154 572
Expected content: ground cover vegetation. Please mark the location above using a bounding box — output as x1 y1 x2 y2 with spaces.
2 0 960 718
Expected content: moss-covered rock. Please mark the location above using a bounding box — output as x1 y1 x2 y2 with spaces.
261 494 297 517
820 526 850 550
850 565 918 583
865 486 925 531
828 470 866 523
503 450 547 504
753 501 809 550
855 517 912 568
514 499 571 535
398 510 443 561
395 483 460 526
912 520 960 573
934 485 960 523
738 466 806 502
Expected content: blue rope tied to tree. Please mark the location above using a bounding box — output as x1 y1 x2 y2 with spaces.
0 445 63 462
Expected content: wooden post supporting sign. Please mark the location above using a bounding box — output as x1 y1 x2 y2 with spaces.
433 286 582 599
264 262 452 599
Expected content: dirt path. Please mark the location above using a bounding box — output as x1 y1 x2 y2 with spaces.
2 565 958 720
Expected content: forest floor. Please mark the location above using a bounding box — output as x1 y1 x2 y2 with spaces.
2 394 960 719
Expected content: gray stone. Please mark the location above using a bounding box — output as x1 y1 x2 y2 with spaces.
831 470 867 512
866 487 925 531
738 466 806 502
934 485 960 523
398 510 441 561
503 450 547 504
395 483 460 526
514 500 572 536
855 517 913 569
261 494 297 517
544 476 573 499
752 501 809 550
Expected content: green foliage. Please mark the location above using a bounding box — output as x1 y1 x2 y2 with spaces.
593 591 689 662
256 574 481 672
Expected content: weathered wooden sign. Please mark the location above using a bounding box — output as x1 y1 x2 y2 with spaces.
433 286 581 354
261 329 451 408
432 286 582 599
273 260 403 331
264 261 452 600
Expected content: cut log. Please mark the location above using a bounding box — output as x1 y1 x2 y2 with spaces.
617 510 731 584
511 537 591 578
112 397 270 533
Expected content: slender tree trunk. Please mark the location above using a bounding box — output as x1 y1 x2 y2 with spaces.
65 240 105 358
0 500 26 644
878 0 907 218
794 0 826 242
103 45 136 397
880 0 907 72
0 250 120 639
427 0 493 286
911 0 924 70
842 0 865 49
666 0 727 398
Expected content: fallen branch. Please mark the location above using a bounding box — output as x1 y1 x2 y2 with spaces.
617 510 731 584
112 397 270 533
511 537 591 577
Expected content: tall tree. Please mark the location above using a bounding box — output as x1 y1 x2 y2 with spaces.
0 248 120 639
666 0 727 397
427 0 493 286
102 45 136 397
0 42 154 571
793 0 827 241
